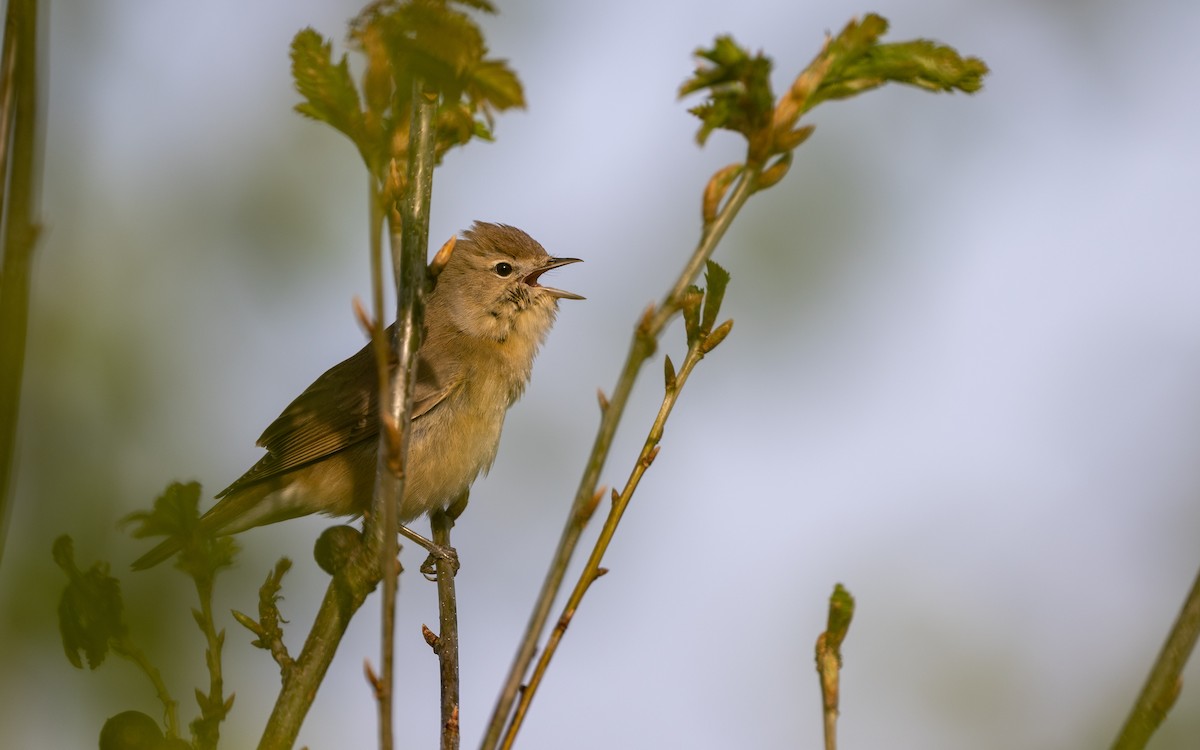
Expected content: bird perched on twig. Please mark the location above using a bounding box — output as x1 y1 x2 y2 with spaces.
132 222 582 570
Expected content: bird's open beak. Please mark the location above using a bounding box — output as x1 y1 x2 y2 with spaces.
525 257 584 300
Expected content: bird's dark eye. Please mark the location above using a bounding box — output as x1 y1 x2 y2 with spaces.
494 262 514 277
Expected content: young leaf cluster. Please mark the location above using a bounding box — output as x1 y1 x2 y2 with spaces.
124 481 237 580
53 535 127 670
57 482 241 747
291 0 524 187
55 535 184 746
679 36 774 147
680 13 988 218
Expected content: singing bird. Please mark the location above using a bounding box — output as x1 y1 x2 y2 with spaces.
132 222 582 570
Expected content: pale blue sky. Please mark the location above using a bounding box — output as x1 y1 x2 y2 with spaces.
4 1 1199 748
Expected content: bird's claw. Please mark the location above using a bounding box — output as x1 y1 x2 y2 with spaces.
419 544 459 581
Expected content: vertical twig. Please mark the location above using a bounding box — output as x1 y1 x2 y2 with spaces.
193 573 230 750
431 501 463 750
0 0 42 566
1112 563 1200 750
365 170 395 749
500 284 732 747
372 78 436 750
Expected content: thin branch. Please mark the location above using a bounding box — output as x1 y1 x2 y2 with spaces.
232 558 295 677
431 500 464 750
500 290 725 747
0 0 42 567
257 553 379 750
1112 563 1200 750
192 573 231 750
111 639 180 740
371 78 437 750
370 161 399 750
481 168 757 750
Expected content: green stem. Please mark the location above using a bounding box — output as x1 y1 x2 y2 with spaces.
501 325 710 749
193 574 228 750
481 170 758 750
257 558 378 750
1111 563 1200 750
257 56 440 750
0 0 42 567
113 639 180 739
373 78 436 750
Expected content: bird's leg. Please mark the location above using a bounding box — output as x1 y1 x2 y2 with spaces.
397 524 459 580
415 491 469 580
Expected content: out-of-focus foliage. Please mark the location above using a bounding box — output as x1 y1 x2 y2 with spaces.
293 0 525 184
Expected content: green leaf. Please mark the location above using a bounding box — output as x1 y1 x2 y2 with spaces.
124 482 237 579
471 58 526 110
290 28 366 144
125 481 202 540
701 260 731 335
811 14 989 108
347 0 525 165
54 536 127 670
679 35 775 145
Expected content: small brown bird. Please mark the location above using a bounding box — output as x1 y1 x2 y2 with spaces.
132 222 581 569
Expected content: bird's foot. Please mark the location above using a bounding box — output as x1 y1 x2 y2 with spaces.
398 523 460 580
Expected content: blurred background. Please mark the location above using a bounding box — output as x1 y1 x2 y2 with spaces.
3 0 1199 748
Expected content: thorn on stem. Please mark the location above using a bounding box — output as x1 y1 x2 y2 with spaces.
429 235 457 279
352 296 377 335
231 610 264 639
422 623 441 652
597 388 609 412
383 414 403 474
642 445 661 467
364 660 384 696
663 354 677 392
580 487 605 523
594 567 609 580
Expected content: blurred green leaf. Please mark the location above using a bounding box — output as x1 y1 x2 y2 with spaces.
681 14 988 175
54 536 127 670
125 481 202 541
802 14 989 112
811 15 988 107
290 28 366 144
125 482 237 580
471 58 526 111
680 35 774 145
700 260 731 335
349 0 525 166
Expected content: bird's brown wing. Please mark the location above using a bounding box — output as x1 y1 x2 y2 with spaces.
216 334 456 498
